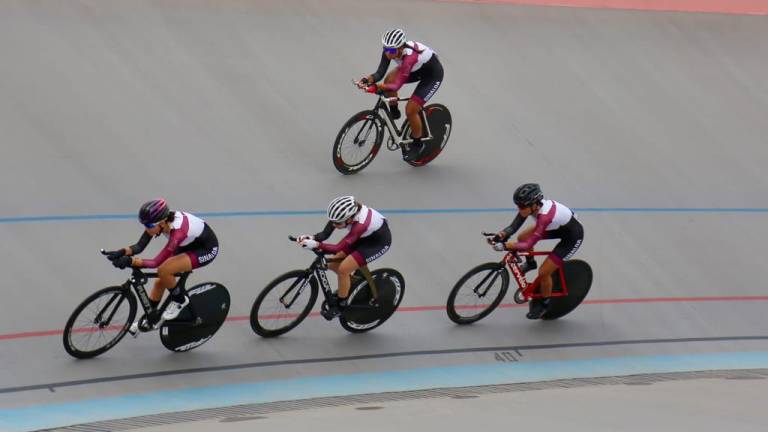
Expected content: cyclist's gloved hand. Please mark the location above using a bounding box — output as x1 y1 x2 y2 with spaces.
360 76 370 85
300 239 319 250
104 249 126 261
112 256 133 269
296 234 314 243
492 242 507 252
365 84 378 94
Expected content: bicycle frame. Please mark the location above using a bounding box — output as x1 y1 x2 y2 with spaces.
278 253 379 310
114 269 200 330
371 96 434 150
504 251 569 300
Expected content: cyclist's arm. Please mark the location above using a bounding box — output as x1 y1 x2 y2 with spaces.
135 230 184 268
126 232 152 256
380 53 417 92
511 206 556 251
313 222 335 242
370 52 391 83
500 214 526 240
318 211 371 254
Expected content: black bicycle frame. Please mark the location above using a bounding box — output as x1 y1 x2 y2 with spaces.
96 269 197 329
278 252 379 310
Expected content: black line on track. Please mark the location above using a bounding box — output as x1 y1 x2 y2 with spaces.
2 335 767 394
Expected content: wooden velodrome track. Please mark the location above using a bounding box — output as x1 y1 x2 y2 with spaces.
0 1 766 429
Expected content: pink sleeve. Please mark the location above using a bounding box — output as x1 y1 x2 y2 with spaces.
140 218 189 268
319 210 372 254
380 52 418 92
513 206 555 251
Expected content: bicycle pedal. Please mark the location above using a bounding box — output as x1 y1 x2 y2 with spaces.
128 321 140 338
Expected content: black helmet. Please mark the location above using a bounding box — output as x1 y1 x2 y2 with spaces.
138 198 170 225
513 183 543 208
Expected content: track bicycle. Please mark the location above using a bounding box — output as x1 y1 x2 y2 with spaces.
62 251 230 358
249 236 405 337
332 82 452 174
446 232 593 324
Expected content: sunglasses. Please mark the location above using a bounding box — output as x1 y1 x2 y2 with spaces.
383 47 399 55
144 222 160 229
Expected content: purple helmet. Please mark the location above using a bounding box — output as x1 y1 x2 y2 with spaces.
138 199 170 225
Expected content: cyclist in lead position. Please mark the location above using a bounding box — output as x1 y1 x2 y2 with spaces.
297 196 392 319
357 28 444 162
491 184 584 319
104 199 219 327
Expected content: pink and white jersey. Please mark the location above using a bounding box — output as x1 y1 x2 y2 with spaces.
512 200 576 252
165 211 206 246
350 205 385 237
380 41 436 93
395 42 435 73
140 211 206 268
318 205 386 254
537 200 574 232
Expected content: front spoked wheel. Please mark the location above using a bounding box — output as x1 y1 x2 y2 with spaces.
332 110 384 174
446 262 509 324
404 103 452 167
63 286 137 359
250 270 319 337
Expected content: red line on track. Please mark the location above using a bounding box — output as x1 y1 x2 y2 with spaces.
439 0 768 15
3 295 768 342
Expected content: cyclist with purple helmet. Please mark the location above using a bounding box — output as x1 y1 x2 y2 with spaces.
104 199 219 326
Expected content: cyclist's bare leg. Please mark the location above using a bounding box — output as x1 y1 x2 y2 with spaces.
150 254 192 302
336 255 361 299
326 252 347 273
537 258 558 298
406 100 423 138
383 70 399 110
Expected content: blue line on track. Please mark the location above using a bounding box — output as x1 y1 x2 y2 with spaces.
0 207 767 224
2 351 768 431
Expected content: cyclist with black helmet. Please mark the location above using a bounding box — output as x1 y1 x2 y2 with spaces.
296 196 392 319
104 199 219 327
357 28 444 162
490 184 584 319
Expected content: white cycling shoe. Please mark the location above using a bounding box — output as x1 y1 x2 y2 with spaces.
162 296 190 321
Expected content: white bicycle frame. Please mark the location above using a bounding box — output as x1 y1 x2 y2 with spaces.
376 95 434 151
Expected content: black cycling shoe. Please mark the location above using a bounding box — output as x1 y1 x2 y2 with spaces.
390 105 401 120
320 303 341 321
526 299 550 320
519 258 538 274
320 296 347 321
403 140 425 162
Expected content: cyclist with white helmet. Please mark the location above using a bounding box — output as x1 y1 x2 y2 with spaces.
490 184 584 319
357 28 444 162
297 196 392 319
104 199 219 326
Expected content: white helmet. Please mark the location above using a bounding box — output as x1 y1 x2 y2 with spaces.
382 28 406 49
327 196 358 223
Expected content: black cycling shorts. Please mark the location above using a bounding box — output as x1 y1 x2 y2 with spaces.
406 55 444 106
349 221 392 266
177 224 219 269
543 216 584 266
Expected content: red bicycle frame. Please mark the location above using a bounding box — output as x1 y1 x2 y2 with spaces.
505 250 568 300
